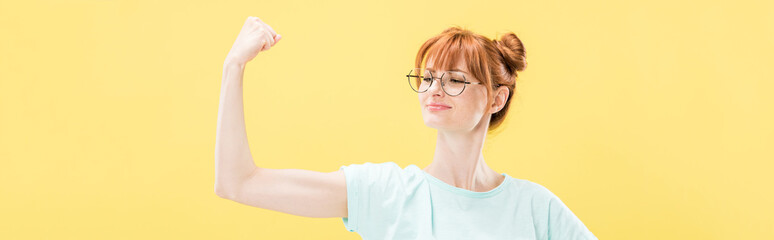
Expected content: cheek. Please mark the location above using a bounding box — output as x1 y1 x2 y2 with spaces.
459 92 488 114
418 93 430 111
459 102 485 120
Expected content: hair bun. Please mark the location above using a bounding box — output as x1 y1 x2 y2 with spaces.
495 33 527 75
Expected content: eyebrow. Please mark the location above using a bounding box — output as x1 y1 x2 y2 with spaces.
426 67 468 74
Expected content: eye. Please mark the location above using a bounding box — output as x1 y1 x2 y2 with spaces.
450 79 465 83
423 77 433 82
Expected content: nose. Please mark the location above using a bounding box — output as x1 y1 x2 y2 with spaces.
426 77 445 96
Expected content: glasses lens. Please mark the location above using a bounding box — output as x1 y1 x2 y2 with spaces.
442 71 466 95
408 68 432 92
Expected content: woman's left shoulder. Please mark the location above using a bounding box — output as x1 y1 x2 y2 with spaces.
506 177 563 201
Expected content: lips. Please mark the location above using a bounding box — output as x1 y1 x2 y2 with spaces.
427 103 451 111
427 103 451 108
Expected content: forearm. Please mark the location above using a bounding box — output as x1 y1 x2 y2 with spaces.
214 60 258 198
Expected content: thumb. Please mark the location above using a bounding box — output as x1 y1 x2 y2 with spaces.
270 34 282 47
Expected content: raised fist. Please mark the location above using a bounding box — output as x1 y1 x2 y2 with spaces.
225 16 282 65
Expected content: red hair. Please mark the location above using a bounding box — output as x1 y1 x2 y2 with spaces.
414 26 527 132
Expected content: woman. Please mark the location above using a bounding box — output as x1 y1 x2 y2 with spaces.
215 16 597 240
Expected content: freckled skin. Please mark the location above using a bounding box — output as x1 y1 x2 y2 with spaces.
418 59 491 132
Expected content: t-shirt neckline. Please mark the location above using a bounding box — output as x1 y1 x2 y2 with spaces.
409 165 511 198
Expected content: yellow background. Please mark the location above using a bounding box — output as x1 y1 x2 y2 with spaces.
1 0 772 239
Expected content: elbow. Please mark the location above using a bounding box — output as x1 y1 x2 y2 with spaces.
214 185 227 199
214 185 238 200
214 167 259 200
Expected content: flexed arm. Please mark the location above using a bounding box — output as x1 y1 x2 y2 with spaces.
214 16 281 198
214 17 348 219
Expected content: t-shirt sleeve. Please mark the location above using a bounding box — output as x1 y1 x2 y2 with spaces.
530 183 598 240
339 161 404 233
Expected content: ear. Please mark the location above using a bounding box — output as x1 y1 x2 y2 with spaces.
489 86 509 114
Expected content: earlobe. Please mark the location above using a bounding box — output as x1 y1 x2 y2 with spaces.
490 106 500 114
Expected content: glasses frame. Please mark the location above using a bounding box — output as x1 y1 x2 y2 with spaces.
406 68 483 96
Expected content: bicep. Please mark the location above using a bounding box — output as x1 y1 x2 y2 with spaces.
230 167 348 218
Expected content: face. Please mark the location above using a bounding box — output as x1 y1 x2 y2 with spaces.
418 57 492 132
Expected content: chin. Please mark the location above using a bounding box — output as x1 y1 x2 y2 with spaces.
421 110 480 131
423 119 466 131
422 118 445 128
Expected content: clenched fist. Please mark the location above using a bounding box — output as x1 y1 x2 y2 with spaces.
225 16 282 65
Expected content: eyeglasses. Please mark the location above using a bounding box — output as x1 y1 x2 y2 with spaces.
406 68 483 96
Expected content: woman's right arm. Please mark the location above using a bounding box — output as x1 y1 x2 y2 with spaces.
214 16 348 219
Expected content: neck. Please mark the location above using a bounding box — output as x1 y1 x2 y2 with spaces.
422 116 504 192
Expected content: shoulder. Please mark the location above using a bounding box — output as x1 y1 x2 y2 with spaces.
509 178 598 239
503 177 558 199
339 161 423 186
504 177 569 212
339 161 404 177
339 161 402 170
529 180 561 200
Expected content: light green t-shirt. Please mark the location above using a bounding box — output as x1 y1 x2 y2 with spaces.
339 161 597 240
